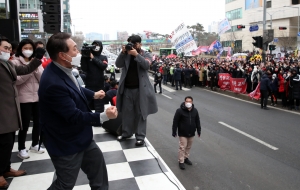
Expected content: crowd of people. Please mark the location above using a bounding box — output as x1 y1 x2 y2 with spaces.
150 53 300 110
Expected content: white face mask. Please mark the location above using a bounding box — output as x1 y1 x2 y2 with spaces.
64 53 82 66
0 51 10 61
22 50 33 58
185 103 192 108
94 46 100 51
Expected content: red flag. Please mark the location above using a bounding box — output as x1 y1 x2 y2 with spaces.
249 83 261 100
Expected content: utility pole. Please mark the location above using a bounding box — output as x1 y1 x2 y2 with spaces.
262 0 267 64
5 0 8 19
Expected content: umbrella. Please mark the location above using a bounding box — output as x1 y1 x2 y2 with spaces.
166 54 177 58
232 53 248 57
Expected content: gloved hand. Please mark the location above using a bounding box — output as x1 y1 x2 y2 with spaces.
35 47 46 60
172 133 177 137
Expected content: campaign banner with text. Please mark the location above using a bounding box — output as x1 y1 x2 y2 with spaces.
218 18 231 35
218 73 231 90
169 23 197 56
230 78 247 94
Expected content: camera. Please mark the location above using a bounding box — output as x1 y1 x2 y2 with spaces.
81 43 96 58
125 42 134 51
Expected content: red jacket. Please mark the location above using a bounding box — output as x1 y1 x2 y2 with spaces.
42 57 52 68
159 66 163 74
278 74 285 93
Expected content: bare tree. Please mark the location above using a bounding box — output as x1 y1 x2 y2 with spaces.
277 31 297 52
72 31 85 48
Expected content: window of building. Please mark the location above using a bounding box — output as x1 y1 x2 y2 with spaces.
226 8 242 21
28 0 36 9
221 40 242 52
20 0 27 9
225 0 236 3
0 3 5 8
21 22 28 28
267 1 272 8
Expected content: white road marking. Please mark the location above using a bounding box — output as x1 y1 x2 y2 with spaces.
149 76 175 92
204 89 300 116
161 94 172 99
144 138 186 190
182 87 191 91
218 122 279 150
149 76 191 92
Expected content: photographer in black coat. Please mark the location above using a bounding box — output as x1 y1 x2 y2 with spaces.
81 40 108 113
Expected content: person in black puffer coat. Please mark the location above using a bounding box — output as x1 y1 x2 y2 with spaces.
288 68 300 110
260 72 272 109
172 96 201 170
174 64 182 90
81 40 108 114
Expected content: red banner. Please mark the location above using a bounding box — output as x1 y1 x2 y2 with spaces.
249 83 261 100
218 73 231 90
230 78 247 94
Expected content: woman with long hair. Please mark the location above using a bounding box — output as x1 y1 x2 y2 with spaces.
11 39 45 159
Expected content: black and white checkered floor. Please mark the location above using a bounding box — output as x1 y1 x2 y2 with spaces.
7 123 185 190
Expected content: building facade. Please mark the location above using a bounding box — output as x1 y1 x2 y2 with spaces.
117 31 129 41
86 32 103 42
208 21 219 34
18 0 71 42
63 0 71 34
0 0 5 8
104 33 110 40
220 0 300 53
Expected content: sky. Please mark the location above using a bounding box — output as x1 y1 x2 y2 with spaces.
70 0 225 40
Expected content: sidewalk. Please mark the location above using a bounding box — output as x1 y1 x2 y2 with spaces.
7 124 185 190
205 86 300 113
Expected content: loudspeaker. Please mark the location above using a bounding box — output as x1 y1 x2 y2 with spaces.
40 0 63 33
102 114 122 136
0 19 19 42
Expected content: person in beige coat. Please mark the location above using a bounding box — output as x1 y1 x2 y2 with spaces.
11 39 45 160
198 65 204 86
0 36 45 189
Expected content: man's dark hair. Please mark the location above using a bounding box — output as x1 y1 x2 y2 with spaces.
0 35 10 46
185 96 193 101
15 39 36 60
110 80 118 88
46 32 71 61
35 41 44 47
127 35 141 44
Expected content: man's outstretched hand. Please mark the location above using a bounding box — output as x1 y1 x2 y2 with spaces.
106 106 118 119
94 90 105 99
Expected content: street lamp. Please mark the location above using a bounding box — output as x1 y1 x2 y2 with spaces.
258 10 283 29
